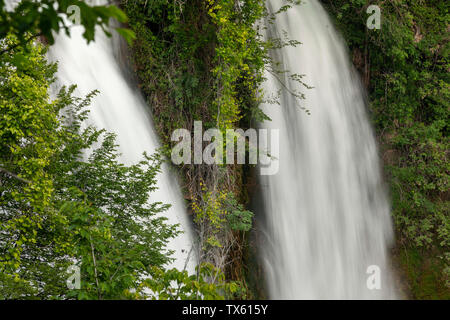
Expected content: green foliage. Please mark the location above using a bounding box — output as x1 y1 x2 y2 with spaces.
121 0 217 139
122 0 306 136
142 263 239 300
206 0 267 127
223 194 253 232
0 36 60 292
399 247 450 299
322 0 449 297
121 0 302 297
53 125 179 299
0 0 134 51
389 122 449 249
0 38 228 299
192 186 254 250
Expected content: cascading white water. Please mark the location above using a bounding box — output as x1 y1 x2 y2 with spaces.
45 2 194 272
259 0 397 299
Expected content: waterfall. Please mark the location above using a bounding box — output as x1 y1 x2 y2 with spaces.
46 2 194 272
259 0 397 299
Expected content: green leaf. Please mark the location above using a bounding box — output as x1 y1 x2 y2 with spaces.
115 28 136 45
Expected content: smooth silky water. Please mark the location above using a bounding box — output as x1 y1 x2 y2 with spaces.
259 0 397 299
46 1 195 272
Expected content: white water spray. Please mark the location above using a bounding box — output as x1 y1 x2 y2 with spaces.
259 0 397 299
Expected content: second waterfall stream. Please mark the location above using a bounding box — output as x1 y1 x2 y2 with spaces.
258 0 397 299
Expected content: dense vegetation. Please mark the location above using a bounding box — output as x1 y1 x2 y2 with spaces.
0 1 235 299
0 0 134 47
321 0 449 299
